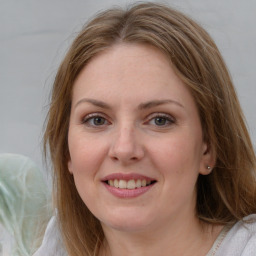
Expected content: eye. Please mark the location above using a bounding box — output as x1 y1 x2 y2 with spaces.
146 113 175 127
154 117 169 126
82 114 110 127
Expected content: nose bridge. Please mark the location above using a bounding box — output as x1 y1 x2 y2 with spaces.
114 122 137 153
109 121 144 163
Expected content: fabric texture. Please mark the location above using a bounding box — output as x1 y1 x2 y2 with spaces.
0 154 51 256
211 214 256 256
34 214 256 256
32 216 67 256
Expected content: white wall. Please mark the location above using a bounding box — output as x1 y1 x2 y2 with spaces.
1 0 255 173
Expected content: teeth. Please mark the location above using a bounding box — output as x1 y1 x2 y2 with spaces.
108 180 114 186
127 180 136 189
119 180 127 189
114 179 119 188
136 179 141 188
107 179 153 189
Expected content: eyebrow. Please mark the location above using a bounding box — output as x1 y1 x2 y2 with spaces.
74 98 184 110
74 98 111 109
138 99 184 109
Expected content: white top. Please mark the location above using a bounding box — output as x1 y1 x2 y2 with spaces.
33 214 256 256
32 217 67 256
207 214 256 256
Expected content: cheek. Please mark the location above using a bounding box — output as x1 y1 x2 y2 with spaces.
149 133 203 178
68 133 106 207
68 131 107 176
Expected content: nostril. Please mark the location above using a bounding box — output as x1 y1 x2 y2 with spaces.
111 156 119 161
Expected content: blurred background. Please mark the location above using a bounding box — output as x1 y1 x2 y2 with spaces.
1 0 256 178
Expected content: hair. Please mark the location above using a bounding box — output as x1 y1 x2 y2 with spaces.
43 2 256 255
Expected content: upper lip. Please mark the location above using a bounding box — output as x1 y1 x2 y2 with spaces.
102 173 156 182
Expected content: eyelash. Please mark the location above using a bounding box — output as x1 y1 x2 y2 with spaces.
81 112 175 128
145 113 175 127
81 113 110 127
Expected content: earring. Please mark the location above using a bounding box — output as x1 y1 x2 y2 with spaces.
207 166 211 171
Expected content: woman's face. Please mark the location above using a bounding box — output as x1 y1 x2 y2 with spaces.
68 43 213 233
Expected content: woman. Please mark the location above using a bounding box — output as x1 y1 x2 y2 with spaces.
35 2 256 256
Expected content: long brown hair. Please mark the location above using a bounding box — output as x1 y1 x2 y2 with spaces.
44 2 256 255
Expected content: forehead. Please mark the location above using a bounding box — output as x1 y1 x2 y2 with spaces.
77 43 171 81
71 43 196 110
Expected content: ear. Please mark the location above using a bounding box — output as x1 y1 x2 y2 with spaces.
67 159 73 174
199 141 216 175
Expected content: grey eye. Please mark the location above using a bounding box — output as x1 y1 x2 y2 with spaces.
91 117 107 126
154 117 168 126
147 113 175 127
82 115 109 127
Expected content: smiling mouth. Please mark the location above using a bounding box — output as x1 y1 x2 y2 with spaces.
105 179 157 189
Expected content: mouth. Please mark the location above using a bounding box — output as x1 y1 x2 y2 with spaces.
102 174 157 198
104 179 157 189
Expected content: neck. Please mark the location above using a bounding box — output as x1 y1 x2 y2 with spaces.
100 216 223 256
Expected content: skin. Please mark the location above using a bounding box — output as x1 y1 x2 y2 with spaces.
68 43 220 256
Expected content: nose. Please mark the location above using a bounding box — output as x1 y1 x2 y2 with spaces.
108 125 145 164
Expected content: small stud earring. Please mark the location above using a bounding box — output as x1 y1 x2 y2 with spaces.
207 166 211 170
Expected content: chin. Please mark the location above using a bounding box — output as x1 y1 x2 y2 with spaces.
99 208 155 233
103 220 151 233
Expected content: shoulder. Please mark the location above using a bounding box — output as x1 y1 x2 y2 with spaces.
33 216 68 256
216 214 256 256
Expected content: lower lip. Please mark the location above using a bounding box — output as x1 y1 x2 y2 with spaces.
103 182 155 198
